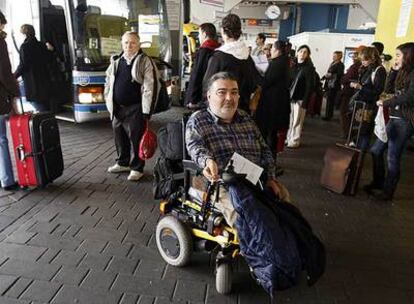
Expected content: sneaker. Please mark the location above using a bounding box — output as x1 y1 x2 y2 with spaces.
286 143 300 149
127 170 144 181
107 164 130 173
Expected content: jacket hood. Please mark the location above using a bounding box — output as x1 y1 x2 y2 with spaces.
216 39 250 60
201 39 220 50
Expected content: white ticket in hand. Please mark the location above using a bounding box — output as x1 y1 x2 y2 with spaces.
229 152 264 185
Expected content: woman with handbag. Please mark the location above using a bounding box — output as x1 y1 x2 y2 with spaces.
349 47 387 151
286 45 315 148
255 41 291 169
364 42 414 201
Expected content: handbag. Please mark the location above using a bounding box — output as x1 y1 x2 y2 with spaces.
249 86 262 113
374 106 389 143
326 74 337 89
139 120 157 160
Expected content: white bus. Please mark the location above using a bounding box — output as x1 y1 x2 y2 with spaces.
4 0 172 122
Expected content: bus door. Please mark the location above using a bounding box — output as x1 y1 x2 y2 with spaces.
39 0 72 114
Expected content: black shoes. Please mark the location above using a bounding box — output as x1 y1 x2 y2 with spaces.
363 182 393 201
3 183 19 191
373 191 393 201
362 182 383 195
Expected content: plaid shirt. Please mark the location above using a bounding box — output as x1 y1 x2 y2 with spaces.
186 108 276 179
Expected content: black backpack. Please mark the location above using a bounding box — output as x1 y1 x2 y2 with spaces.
154 79 171 114
153 157 184 199
153 121 185 199
157 121 183 160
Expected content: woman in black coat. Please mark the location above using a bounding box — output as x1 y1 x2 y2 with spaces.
286 45 315 148
14 24 51 112
364 42 414 201
256 40 291 159
349 46 387 151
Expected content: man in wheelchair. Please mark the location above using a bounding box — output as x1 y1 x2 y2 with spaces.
156 71 324 299
186 71 288 227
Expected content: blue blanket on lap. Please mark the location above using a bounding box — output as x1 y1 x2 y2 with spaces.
229 183 302 296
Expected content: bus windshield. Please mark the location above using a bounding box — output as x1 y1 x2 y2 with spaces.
69 0 171 70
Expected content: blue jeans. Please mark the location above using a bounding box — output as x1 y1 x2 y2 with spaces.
358 134 371 152
370 118 414 196
0 115 15 187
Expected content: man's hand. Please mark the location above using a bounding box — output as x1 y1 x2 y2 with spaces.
203 159 219 182
377 100 384 107
266 178 282 198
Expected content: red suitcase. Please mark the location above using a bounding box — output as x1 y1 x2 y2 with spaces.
9 112 63 188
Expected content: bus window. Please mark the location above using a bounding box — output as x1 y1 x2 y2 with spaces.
70 0 171 70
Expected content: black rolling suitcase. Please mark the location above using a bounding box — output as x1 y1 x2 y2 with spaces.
9 112 64 188
320 101 366 195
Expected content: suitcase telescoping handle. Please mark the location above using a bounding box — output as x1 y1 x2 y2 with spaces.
16 144 27 161
17 97 25 114
346 100 366 146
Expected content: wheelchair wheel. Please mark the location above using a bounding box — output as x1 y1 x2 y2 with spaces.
216 262 232 294
156 215 192 267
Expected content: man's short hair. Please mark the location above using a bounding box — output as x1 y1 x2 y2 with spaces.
206 72 238 93
200 23 217 40
334 51 343 58
258 33 266 42
21 24 35 37
221 14 242 40
122 31 140 41
372 42 384 55
0 11 7 25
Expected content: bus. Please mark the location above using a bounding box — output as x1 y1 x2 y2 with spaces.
4 0 172 122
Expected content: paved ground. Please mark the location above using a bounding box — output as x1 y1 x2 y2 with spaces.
0 107 413 304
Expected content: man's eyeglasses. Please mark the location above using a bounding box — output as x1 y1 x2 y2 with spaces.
214 89 239 99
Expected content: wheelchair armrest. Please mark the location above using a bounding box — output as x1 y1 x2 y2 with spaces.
183 160 201 173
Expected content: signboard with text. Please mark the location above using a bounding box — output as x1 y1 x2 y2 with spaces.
245 19 273 27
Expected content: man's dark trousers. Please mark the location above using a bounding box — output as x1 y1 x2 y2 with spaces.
112 104 145 172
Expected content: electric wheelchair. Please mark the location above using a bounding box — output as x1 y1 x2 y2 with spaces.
155 115 241 294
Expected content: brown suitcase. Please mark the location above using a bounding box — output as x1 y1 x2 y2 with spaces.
320 101 365 195
321 144 363 195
